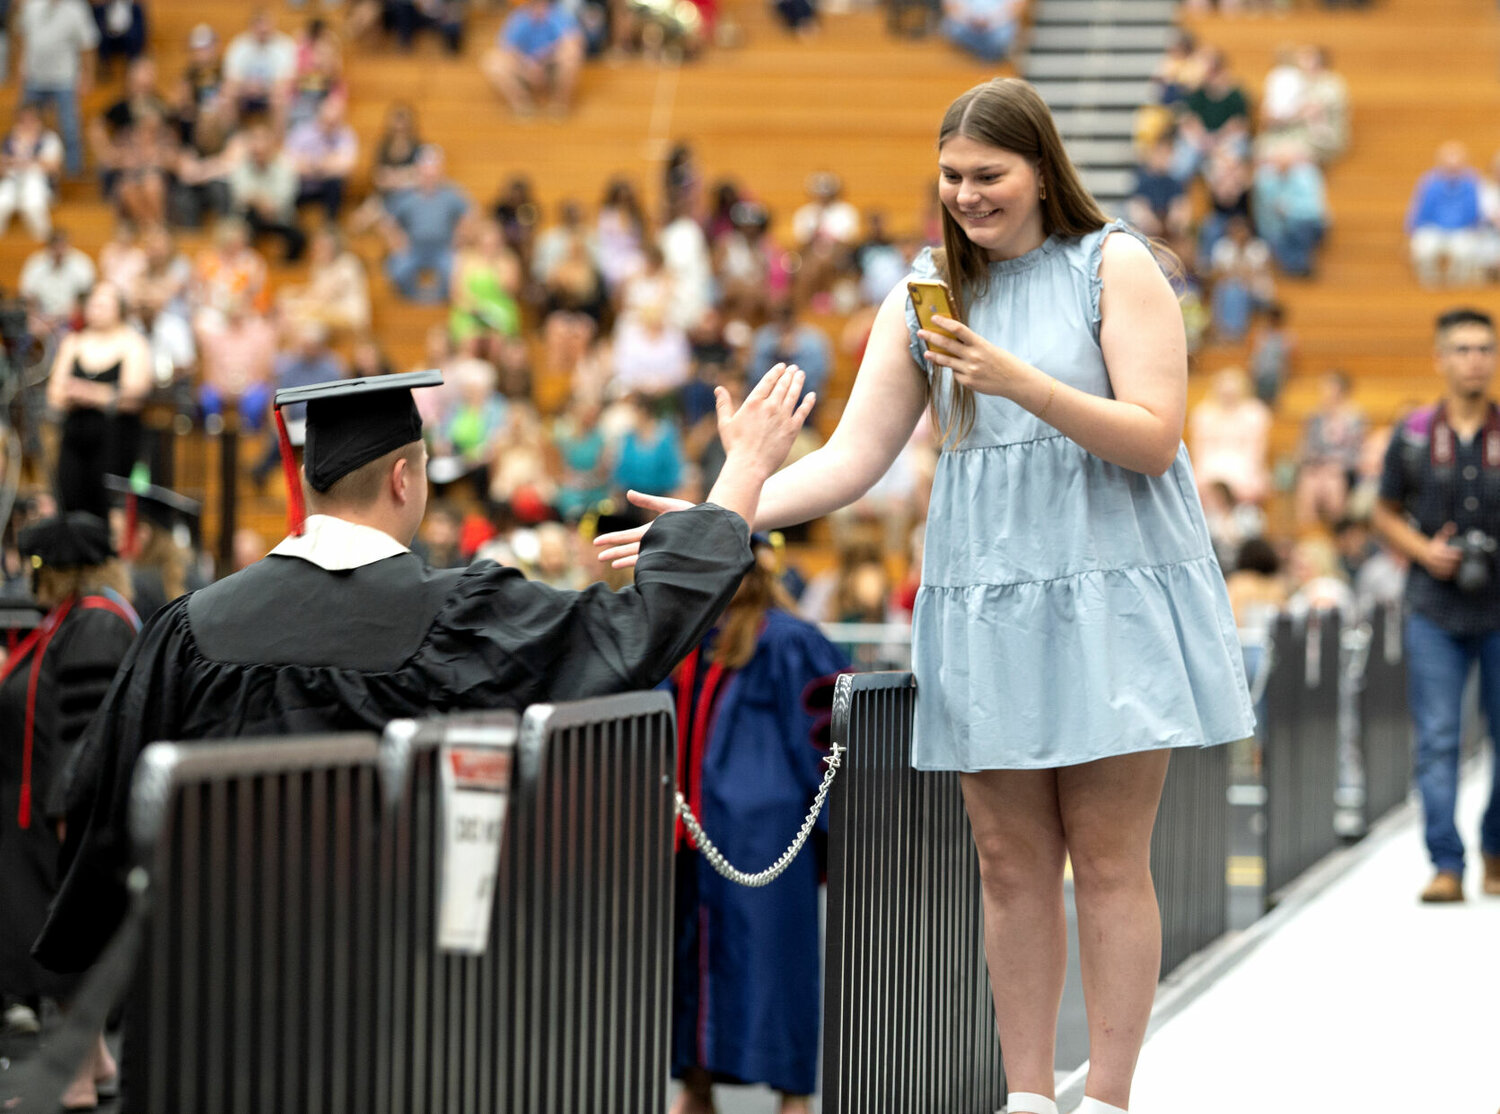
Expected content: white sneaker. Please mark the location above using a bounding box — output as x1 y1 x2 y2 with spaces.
3 1002 40 1035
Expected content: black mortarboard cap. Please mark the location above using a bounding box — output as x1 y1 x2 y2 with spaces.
271 370 443 534
104 475 202 531
18 512 115 570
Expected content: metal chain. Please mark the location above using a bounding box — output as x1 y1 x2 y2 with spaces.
675 743 845 888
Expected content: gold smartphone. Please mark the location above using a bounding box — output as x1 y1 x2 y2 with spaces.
907 279 959 347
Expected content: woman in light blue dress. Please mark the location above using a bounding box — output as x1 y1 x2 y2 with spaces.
599 78 1254 1114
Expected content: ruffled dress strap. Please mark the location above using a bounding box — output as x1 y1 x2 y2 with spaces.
902 245 942 373
1084 218 1153 344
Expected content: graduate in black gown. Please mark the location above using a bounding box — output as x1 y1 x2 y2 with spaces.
35 363 817 988
104 478 206 625
0 514 140 1109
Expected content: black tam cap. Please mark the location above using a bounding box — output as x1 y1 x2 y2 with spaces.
18 512 115 570
104 475 202 529
272 370 443 534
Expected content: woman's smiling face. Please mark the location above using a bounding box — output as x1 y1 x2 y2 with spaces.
937 134 1045 261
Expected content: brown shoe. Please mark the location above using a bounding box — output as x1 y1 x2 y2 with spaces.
1484 854 1500 897
1420 870 1465 903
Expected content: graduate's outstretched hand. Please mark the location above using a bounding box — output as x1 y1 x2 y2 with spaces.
595 363 815 569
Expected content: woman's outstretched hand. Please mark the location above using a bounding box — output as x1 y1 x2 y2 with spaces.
594 362 814 568
918 314 1019 398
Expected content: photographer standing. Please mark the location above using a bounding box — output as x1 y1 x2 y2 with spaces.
1373 306 1500 903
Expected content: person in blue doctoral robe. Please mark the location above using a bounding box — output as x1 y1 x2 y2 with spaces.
667 536 848 1113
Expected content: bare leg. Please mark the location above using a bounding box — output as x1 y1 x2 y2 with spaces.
959 768 1068 1101
1058 749 1170 1110
550 37 585 114
778 1093 812 1114
668 1066 715 1114
482 48 539 115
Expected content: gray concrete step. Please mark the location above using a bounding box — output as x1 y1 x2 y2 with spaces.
1050 107 1138 138
1080 166 1137 198
1030 79 1153 108
1030 22 1177 52
1025 50 1162 81
1062 137 1139 167
1036 0 1178 24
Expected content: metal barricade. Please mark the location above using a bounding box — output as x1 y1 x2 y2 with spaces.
1261 612 1342 902
375 712 519 1114
1151 741 1230 978
125 734 383 1114
1358 604 1412 828
822 672 1006 1114
376 694 677 1114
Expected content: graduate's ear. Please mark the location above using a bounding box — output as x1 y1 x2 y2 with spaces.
390 455 411 505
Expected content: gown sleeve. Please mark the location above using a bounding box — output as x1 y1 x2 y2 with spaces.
424 502 753 706
34 600 194 974
43 607 141 820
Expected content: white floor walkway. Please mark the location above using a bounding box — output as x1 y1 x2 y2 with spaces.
1127 760 1498 1114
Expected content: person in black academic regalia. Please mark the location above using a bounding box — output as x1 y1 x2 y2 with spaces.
0 513 140 1111
33 364 817 1009
104 477 206 625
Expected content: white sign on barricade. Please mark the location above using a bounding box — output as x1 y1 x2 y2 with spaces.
436 744 512 954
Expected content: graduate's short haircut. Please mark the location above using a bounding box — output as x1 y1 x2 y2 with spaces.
307 440 424 511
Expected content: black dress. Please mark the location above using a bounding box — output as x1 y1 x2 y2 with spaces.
55 357 143 522
35 502 753 977
0 593 138 1001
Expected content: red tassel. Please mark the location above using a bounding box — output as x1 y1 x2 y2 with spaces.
122 492 138 559
275 407 307 537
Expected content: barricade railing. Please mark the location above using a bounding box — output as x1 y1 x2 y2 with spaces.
1260 611 1341 902
822 672 1006 1114
1356 604 1411 829
125 734 383 1114
116 693 676 1114
1151 740 1230 978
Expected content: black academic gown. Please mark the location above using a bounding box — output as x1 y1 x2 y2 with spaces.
0 593 138 1000
34 503 752 976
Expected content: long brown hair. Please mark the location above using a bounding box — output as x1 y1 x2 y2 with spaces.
34 560 133 609
137 525 187 603
931 78 1110 446
712 543 796 669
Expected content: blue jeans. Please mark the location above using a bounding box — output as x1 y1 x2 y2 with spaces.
941 18 1016 62
385 244 454 303
23 84 82 177
1262 216 1325 277
199 380 272 434
1404 611 1500 874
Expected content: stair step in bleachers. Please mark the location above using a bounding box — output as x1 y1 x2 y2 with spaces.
1027 79 1153 108
1060 138 1139 169
1030 23 1176 53
1024 50 1163 81
1049 107 1139 137
1042 0 1178 25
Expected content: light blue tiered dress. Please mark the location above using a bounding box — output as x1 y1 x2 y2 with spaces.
905 221 1255 771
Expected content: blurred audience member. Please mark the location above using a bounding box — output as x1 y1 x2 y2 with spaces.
1294 370 1366 527
450 217 523 354
1224 536 1287 634
939 0 1021 63
192 215 269 332
19 228 95 334
1285 535 1355 620
660 195 712 329
132 223 196 378
223 7 296 118
92 0 145 73
381 145 470 303
1172 49 1250 182
750 301 829 408
1201 479 1266 571
390 0 466 54
550 394 609 520
1209 215 1274 343
1126 137 1190 244
1407 141 1485 287
791 171 858 309
594 176 648 293
197 296 277 432
482 0 584 118
229 121 305 262
428 357 507 498
18 0 98 179
1248 302 1295 407
1253 144 1328 277
1198 150 1253 261
277 225 370 334
1189 367 1271 505
46 282 152 519
613 393 684 500
286 95 357 221
110 104 177 228
0 102 62 239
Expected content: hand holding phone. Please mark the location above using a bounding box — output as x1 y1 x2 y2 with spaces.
908 280 959 350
